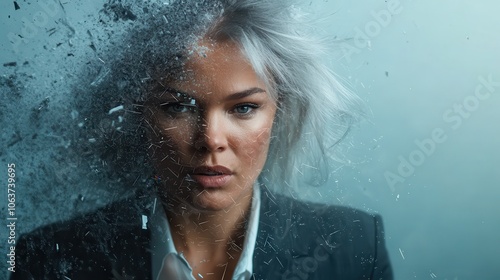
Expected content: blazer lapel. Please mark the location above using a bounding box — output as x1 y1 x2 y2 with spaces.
252 187 311 279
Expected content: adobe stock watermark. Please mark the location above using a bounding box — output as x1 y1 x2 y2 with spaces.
340 0 403 62
7 0 61 53
385 74 499 191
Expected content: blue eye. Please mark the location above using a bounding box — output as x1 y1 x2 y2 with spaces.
235 105 251 114
167 104 189 113
161 102 197 116
234 104 259 116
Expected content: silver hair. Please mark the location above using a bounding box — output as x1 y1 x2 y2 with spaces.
79 0 361 194
207 0 361 190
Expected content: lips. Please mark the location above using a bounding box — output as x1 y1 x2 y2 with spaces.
190 165 233 188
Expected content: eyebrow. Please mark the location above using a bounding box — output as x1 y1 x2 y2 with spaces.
162 87 266 101
225 87 266 101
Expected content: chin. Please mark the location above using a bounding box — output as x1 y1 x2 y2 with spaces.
190 188 236 211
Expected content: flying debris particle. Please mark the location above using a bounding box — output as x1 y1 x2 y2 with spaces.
275 257 284 268
14 1 20 10
108 105 124 115
385 71 389 77
141 215 148 229
70 110 79 120
88 138 96 143
90 67 110 86
430 272 437 278
3 62 17 67
102 2 137 21
198 273 203 278
56 243 59 251
398 248 405 260
47 28 57 36
31 97 50 122
7 131 22 147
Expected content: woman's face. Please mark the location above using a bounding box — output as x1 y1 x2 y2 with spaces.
144 39 277 211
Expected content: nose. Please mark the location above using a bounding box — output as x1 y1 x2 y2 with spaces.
194 112 228 153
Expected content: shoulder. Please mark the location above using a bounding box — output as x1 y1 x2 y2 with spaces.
255 189 393 279
292 196 383 239
19 193 148 243
261 190 383 244
11 192 152 279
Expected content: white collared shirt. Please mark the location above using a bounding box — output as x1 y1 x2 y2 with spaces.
150 184 261 280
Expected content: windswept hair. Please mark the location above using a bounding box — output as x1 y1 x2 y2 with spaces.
74 0 361 196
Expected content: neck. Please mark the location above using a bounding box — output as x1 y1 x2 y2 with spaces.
161 192 253 257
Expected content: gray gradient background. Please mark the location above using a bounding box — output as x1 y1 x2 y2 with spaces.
1 0 499 279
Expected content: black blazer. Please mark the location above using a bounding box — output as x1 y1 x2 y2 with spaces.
10 187 393 280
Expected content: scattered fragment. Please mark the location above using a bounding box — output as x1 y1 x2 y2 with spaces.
3 62 17 67
70 110 79 120
90 67 110 86
102 2 137 21
47 28 57 36
14 1 20 10
7 131 22 147
108 105 124 115
30 97 50 122
141 215 148 229
398 248 405 260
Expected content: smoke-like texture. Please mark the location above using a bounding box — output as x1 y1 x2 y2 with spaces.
1 0 499 279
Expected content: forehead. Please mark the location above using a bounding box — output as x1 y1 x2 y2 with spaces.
163 38 268 99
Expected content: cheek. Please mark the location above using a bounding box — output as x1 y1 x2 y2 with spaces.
238 120 274 167
148 118 196 162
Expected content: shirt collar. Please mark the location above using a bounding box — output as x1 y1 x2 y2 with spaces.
150 183 261 280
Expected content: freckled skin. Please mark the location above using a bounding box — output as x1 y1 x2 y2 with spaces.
144 39 277 212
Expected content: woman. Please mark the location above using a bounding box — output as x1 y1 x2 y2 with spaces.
11 0 392 279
